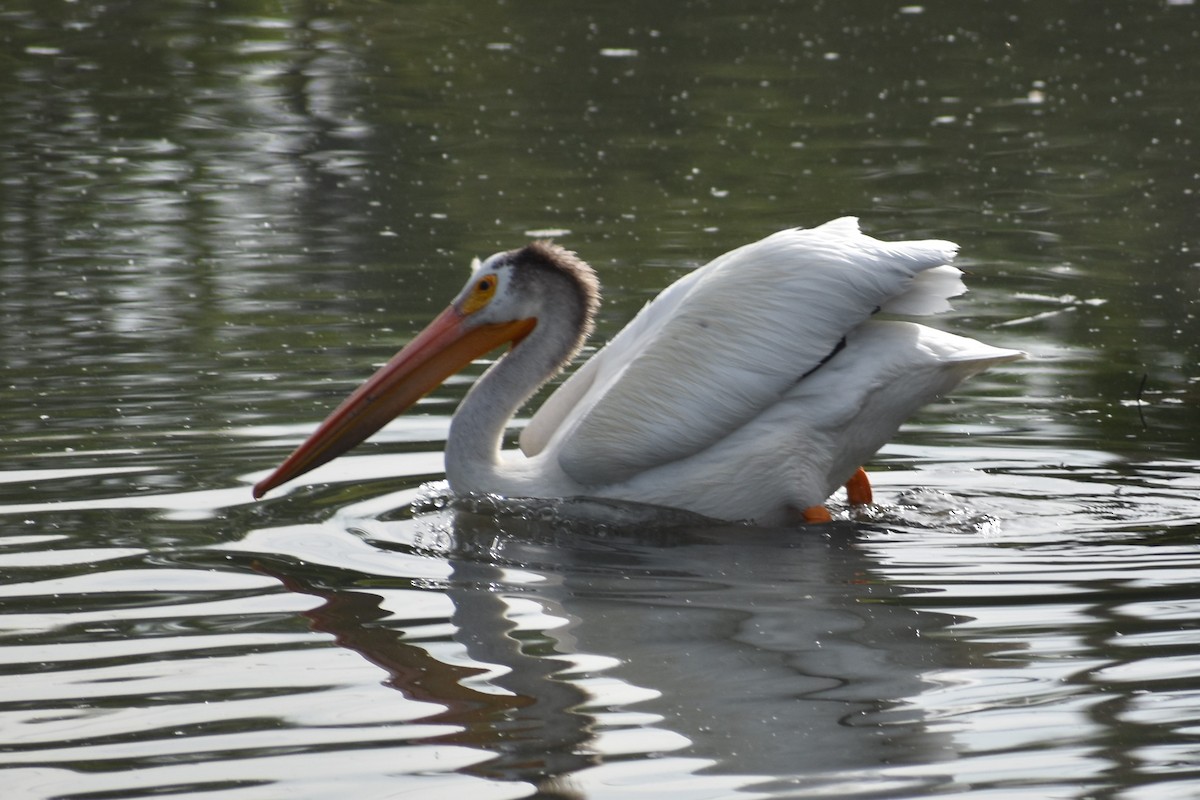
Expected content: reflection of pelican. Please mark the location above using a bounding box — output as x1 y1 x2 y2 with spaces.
244 507 986 789
254 218 1022 524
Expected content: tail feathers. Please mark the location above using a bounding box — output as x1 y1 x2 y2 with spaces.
916 325 1026 376
882 265 967 316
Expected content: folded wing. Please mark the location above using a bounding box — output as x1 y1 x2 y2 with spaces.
519 217 965 486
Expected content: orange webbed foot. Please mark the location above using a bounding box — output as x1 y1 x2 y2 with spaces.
802 505 833 524
845 466 873 506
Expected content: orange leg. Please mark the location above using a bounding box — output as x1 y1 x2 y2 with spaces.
802 467 872 523
802 505 833 524
845 466 873 506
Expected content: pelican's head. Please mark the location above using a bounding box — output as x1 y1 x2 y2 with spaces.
252 241 598 499
461 241 599 359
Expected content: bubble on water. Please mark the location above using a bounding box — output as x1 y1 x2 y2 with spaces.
410 480 452 512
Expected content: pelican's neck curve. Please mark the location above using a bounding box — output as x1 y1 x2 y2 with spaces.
443 316 570 495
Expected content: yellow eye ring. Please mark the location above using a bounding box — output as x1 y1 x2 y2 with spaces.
461 273 498 314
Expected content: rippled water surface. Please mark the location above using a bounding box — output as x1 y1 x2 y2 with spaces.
3 1 1200 798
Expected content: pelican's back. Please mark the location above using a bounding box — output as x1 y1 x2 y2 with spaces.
521 218 972 487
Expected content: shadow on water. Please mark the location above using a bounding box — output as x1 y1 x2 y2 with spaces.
238 494 1004 797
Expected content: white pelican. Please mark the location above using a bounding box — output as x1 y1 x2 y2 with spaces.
254 217 1023 524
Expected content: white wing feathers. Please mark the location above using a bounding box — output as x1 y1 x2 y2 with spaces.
519 217 962 487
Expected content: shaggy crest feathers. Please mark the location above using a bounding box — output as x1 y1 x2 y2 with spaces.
509 240 601 360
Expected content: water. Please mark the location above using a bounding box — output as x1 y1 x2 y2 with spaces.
2 1 1199 797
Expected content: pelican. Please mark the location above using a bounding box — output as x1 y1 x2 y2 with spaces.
254 217 1023 524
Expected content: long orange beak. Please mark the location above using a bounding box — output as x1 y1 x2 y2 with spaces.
253 307 536 499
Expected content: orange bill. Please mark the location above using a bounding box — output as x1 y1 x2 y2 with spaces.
253 307 535 498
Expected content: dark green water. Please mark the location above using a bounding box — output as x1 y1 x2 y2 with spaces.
1 2 1199 798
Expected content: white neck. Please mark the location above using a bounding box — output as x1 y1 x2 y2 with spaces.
444 316 578 496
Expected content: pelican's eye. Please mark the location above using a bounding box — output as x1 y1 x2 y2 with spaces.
462 273 498 314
